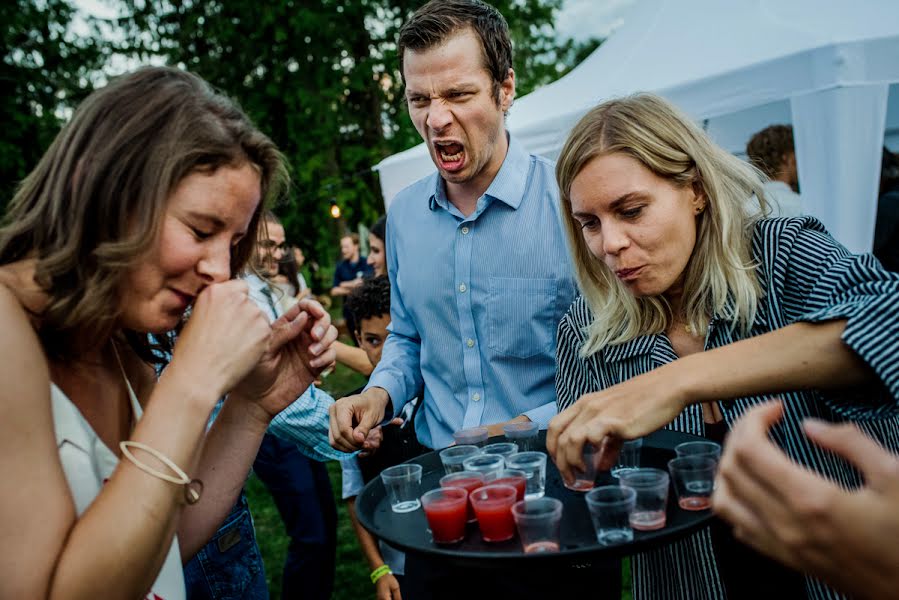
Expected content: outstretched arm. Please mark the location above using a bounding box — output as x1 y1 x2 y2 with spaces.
548 319 875 481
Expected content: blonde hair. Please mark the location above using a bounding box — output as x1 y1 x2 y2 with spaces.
555 93 768 357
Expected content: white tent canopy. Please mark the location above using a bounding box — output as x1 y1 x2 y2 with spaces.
375 0 899 253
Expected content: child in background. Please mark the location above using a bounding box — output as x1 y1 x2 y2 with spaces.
339 275 412 600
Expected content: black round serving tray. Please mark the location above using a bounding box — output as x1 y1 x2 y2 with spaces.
355 428 715 568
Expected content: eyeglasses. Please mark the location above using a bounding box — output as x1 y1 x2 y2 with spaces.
258 240 289 252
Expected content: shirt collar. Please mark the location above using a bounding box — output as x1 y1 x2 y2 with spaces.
243 272 268 294
428 134 530 212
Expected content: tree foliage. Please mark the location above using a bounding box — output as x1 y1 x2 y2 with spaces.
1 0 107 215
3 0 600 288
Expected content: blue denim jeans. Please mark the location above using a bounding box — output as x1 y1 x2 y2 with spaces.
183 492 269 600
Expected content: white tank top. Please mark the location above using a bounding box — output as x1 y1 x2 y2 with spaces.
50 368 186 600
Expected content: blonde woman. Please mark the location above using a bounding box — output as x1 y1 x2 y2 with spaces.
547 93 899 599
0 67 337 599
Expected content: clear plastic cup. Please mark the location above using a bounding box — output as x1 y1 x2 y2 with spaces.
439 471 486 523
485 469 527 501
461 453 506 479
611 438 643 478
453 427 489 447
470 484 518 542
619 468 670 531
505 451 548 500
668 456 716 511
439 445 481 475
674 441 722 460
482 442 519 461
380 464 423 513
512 497 563 553
421 487 468 544
503 421 540 452
565 442 599 491
585 485 637 545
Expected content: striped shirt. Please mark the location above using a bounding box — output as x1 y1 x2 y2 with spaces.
556 217 899 600
367 135 578 449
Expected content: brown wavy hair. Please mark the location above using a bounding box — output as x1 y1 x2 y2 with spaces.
0 66 288 362
398 0 513 104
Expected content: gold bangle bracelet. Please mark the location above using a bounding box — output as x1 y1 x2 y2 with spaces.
119 441 203 504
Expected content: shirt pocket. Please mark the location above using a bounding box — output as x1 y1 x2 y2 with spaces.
487 277 559 359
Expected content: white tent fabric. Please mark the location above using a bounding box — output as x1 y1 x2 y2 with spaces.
375 0 899 253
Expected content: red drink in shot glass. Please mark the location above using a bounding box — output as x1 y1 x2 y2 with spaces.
440 471 486 523
470 484 518 542
488 475 527 502
421 488 468 544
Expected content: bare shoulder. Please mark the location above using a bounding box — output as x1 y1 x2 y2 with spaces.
0 280 48 374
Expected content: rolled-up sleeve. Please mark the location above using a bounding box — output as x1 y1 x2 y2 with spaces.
269 385 355 462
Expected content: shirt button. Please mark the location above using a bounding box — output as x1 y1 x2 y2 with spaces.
466 338 474 348
459 283 467 293
472 393 481 402
461 226 470 235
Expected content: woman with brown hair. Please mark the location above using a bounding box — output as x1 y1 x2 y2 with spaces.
547 93 899 599
0 66 337 599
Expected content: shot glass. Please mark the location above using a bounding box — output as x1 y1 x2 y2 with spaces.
512 497 563 553
585 485 637 546
380 464 423 513
565 442 599 491
668 456 716 511
619 468 670 531
439 445 481 475
611 438 643 478
440 471 486 523
503 421 540 452
485 469 527 501
453 426 489 447
675 441 722 460
421 487 468 544
505 451 547 500
461 453 506 479
482 442 519 461
470 484 518 542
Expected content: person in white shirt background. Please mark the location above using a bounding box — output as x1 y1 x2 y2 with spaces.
746 124 802 217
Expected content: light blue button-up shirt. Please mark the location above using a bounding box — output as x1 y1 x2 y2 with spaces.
244 272 351 462
366 136 577 449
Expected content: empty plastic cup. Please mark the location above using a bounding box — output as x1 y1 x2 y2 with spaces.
611 438 643 478
674 441 722 460
619 468 669 531
585 485 637 545
668 456 716 511
565 442 599 491
439 445 481 475
512 497 563 553
461 453 506 479
482 442 519 461
380 464 423 513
